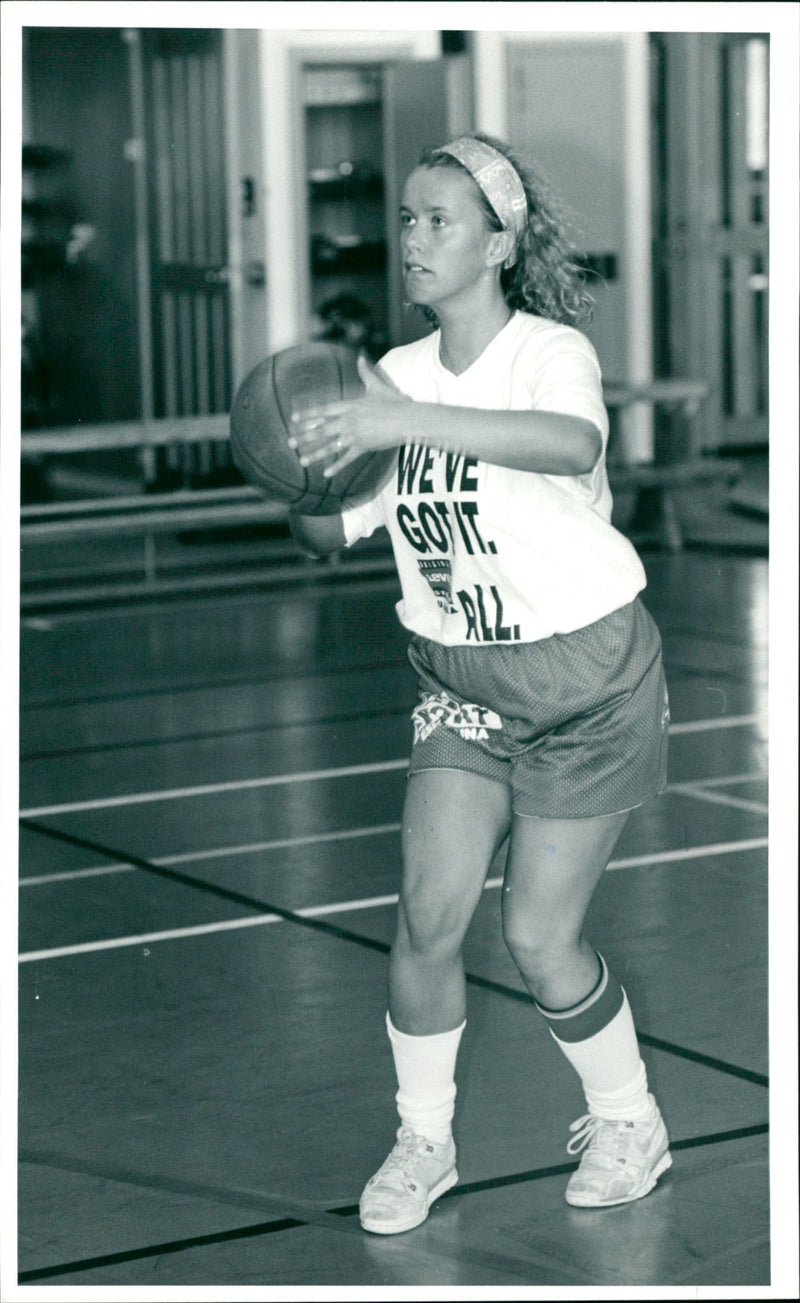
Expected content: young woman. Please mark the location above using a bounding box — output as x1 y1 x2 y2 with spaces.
288 133 671 1235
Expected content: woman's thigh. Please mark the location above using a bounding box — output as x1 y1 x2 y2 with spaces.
399 768 512 949
502 810 629 951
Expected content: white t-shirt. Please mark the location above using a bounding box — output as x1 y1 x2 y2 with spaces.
342 310 646 645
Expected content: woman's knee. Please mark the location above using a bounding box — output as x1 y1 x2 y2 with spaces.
395 884 472 961
501 905 577 979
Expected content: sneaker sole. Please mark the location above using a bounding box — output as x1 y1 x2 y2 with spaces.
359 1166 458 1235
565 1149 672 1208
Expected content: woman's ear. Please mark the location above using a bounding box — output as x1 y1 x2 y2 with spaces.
486 229 517 270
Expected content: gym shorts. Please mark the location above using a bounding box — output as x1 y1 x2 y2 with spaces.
407 598 669 820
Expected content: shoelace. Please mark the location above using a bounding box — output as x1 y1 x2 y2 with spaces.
385 1128 427 1169
370 1128 436 1193
566 1113 628 1157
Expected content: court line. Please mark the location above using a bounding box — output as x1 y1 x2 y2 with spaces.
21 651 408 712
19 758 411 819
18 816 398 965
18 706 763 767
20 704 411 764
18 835 768 962
668 783 769 814
18 819 769 1094
17 1122 769 1284
668 713 765 736
18 769 768 888
20 572 401 629
17 714 762 820
678 771 766 788
19 823 406 887
12 1150 591 1289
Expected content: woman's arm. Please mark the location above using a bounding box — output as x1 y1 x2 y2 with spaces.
376 402 602 476
289 358 602 479
288 510 347 558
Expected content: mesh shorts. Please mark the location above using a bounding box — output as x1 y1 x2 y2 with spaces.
407 598 669 819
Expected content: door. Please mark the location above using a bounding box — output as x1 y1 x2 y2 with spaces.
138 27 234 485
23 28 140 429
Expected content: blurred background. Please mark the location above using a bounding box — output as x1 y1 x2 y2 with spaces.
18 24 770 606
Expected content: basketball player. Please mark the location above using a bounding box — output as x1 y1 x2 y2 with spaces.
288 133 672 1234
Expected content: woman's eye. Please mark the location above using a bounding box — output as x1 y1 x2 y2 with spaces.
400 213 414 227
431 216 446 228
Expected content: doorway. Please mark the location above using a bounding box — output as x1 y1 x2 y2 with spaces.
22 26 240 491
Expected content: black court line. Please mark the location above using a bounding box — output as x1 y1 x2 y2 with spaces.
20 653 409 713
19 818 393 958
455 972 769 1087
20 702 412 764
18 1123 769 1283
15 1152 586 1289
21 818 770 1090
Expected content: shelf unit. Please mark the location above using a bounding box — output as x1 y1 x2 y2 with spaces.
298 58 453 352
303 63 390 354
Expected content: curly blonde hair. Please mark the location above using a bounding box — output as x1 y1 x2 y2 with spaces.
416 133 594 328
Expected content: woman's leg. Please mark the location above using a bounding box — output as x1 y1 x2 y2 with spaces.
360 768 511 1235
501 811 671 1207
501 810 628 1009
390 767 512 1033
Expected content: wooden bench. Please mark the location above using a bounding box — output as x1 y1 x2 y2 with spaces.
20 380 738 602
603 379 741 550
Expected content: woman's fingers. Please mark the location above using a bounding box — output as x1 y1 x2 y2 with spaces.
292 434 346 468
322 446 359 478
291 399 349 424
289 405 346 465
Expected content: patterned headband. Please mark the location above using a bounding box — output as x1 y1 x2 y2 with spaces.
434 137 528 261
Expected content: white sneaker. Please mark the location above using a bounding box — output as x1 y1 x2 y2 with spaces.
565 1095 672 1207
359 1126 458 1234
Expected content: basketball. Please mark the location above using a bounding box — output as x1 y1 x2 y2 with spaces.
230 341 397 515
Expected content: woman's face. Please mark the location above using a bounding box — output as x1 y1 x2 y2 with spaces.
399 166 503 312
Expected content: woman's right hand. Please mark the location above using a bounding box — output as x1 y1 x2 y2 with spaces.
287 510 347 558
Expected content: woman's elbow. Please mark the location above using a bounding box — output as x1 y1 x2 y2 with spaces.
570 421 603 475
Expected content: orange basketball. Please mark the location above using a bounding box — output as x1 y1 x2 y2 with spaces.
230 341 396 515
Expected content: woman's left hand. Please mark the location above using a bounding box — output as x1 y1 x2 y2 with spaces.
289 356 411 477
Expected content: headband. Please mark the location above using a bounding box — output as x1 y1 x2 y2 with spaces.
434 136 528 264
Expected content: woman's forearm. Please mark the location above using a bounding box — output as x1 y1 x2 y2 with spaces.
404 403 603 476
291 385 603 480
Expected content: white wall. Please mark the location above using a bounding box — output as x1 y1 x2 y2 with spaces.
474 30 654 461
256 29 440 352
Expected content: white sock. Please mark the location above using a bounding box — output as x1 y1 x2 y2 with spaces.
386 1012 465 1144
550 993 653 1121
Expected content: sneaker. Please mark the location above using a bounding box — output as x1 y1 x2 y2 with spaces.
564 1095 672 1207
359 1125 458 1234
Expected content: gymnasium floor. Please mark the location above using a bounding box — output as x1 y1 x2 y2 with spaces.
15 547 778 1290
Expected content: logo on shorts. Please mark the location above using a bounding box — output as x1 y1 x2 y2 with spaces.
417 558 457 614
412 691 502 744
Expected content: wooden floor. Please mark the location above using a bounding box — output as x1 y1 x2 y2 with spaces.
15 549 778 1291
